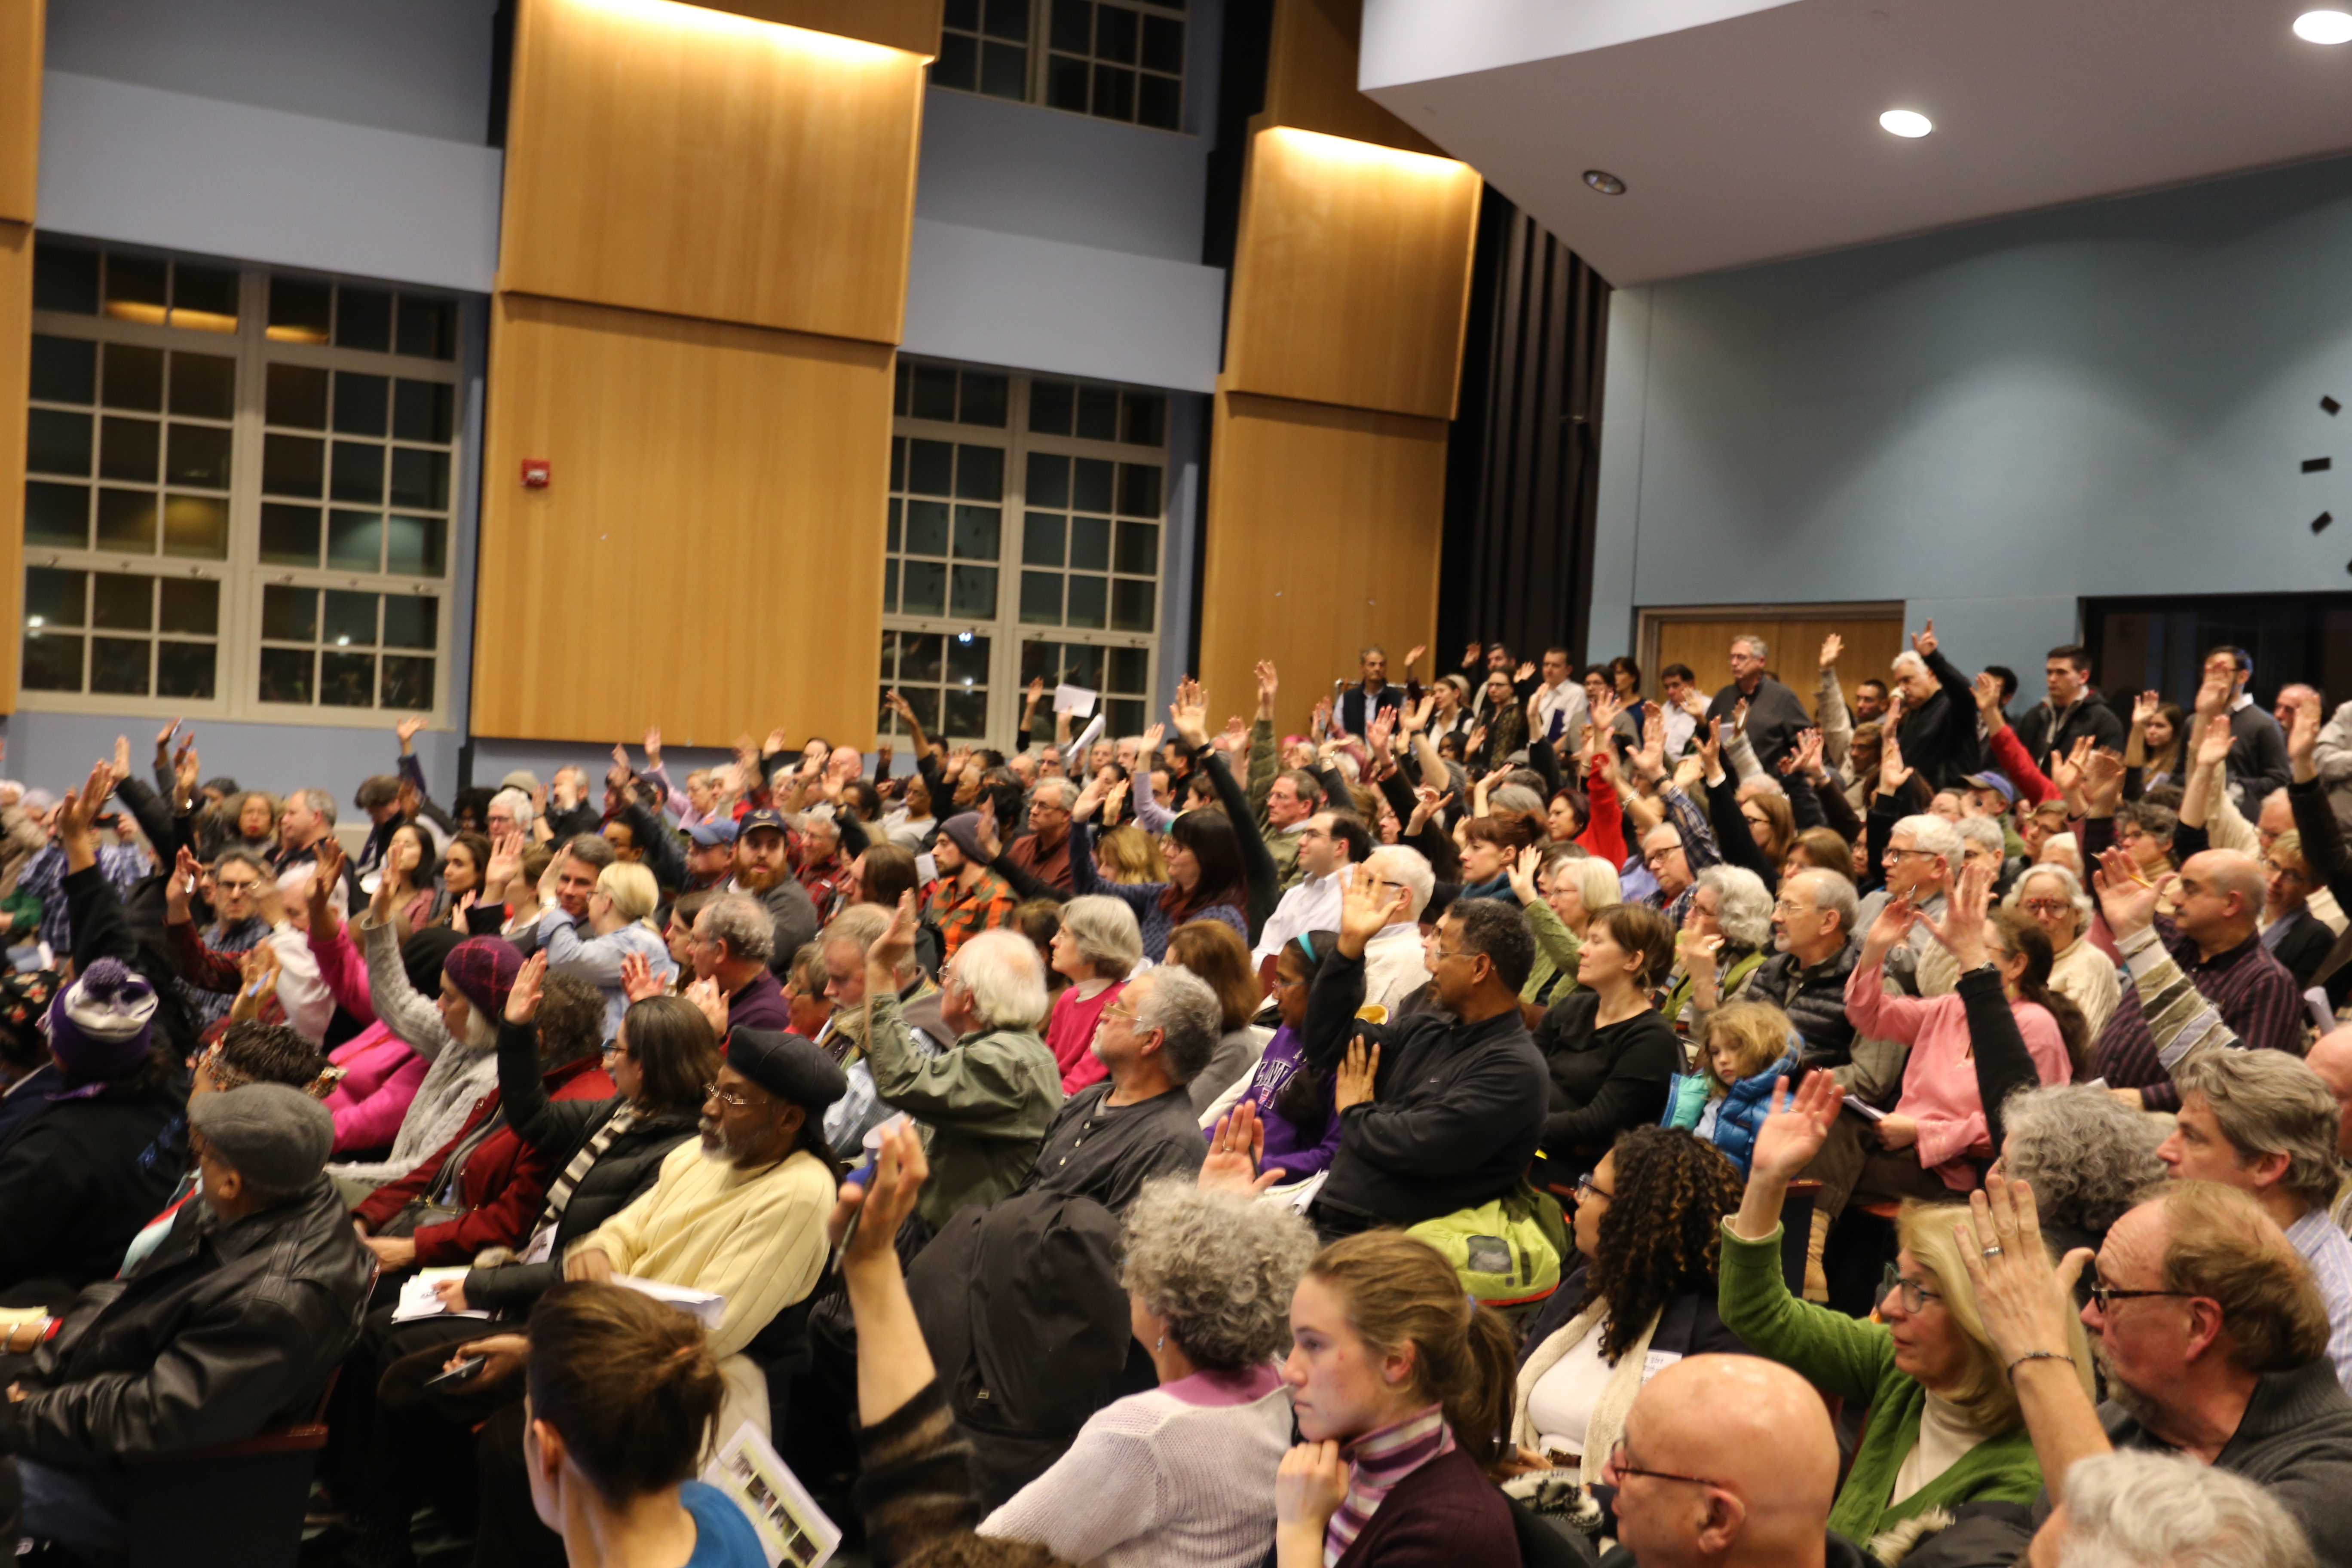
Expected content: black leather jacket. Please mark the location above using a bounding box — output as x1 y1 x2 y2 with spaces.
0 1176 371 1466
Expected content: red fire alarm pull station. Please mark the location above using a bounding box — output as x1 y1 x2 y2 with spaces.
521 459 551 489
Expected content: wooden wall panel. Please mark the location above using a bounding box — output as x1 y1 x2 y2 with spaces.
689 0 940 55
1262 0 1441 157
1223 128 1482 421
1196 390 1448 733
473 294 892 746
0 0 40 226
0 220 28 707
1649 613 1905 720
499 0 925 345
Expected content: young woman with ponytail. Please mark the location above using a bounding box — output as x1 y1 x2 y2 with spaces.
1274 1231 1520 1567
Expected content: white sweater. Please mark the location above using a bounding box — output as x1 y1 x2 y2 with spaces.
980 1368 1292 1568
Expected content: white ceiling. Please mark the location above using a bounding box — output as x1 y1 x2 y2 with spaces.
1359 0 2352 285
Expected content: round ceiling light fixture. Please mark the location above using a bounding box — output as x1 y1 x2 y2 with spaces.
1879 109 1934 138
1583 169 1627 195
2295 9 2352 42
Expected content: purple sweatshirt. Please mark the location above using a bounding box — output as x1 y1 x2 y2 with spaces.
1211 1023 1342 1181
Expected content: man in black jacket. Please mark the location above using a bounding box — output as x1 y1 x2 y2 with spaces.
2010 643 2123 768
1886 621 1986 791
1 1082 369 1553
1706 633 1813 778
1301 878 1547 1237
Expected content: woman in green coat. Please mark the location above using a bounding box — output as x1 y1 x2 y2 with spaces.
1715 1069 2094 1548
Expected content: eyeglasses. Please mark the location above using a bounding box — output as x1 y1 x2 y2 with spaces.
1105 999 1139 1022
601 1042 627 1059
1269 974 1308 992
1879 1262 1944 1315
1603 1438 1720 1491
1574 1173 1613 1204
702 1082 755 1109
1642 847 1681 869
2020 898 2071 916
2264 861 2312 884
2083 1258 2195 1315
1883 847 1942 864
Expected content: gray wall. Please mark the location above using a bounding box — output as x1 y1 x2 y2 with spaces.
1592 153 2352 686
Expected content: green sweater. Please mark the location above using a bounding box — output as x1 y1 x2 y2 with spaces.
1717 1219 2046 1541
1521 900 1583 1008
864 990 1063 1231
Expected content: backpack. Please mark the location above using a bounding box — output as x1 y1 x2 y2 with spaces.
1407 1183 1563 1328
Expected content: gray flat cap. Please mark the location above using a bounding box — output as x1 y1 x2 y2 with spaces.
190 1081 335 1194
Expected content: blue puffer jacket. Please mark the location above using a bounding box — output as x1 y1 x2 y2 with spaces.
1663 1043 1801 1176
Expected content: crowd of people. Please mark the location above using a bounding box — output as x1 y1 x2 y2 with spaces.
2 624 2352 1567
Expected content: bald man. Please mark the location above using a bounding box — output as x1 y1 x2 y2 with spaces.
1601 1355 1850 1568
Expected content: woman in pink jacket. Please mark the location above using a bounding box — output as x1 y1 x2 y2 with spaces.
309 866 465 1157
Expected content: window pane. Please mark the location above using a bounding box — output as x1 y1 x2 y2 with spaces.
258 646 314 703
1076 386 1119 441
949 564 997 618
1067 574 1107 628
396 294 458 360
1073 457 1114 513
1140 12 1184 72
260 503 322 565
337 287 392 352
25 567 86 628
383 594 435 649
1106 697 1146 736
1116 463 1161 516
21 633 84 691
980 39 1027 98
99 416 159 482
1109 645 1149 693
331 441 385 504
1122 392 1166 447
1023 512 1065 566
262 584 318 642
172 263 239 331
1026 451 1070 508
960 372 1008 428
329 510 384 571
886 497 901 552
1115 518 1158 573
1020 570 1062 624
33 243 99 315
264 433 325 496
1112 578 1155 632
157 642 217 700
267 363 329 428
900 685 942 735
955 444 1003 501
159 578 219 636
392 380 455 443
952 504 1000 560
27 410 92 476
982 0 1028 40
91 573 152 631
1050 0 1090 51
947 632 990 685
323 589 378 647
944 687 989 737
907 439 953 496
1071 515 1111 570
900 560 947 616
933 30 978 90
170 353 236 420
96 489 157 551
945 0 979 28
334 372 389 436
1094 4 1137 60
1137 72 1181 129
903 499 949 557
910 364 956 422
386 515 447 576
1061 643 1105 689
90 637 150 695
882 559 898 613
320 651 375 706
389 447 450 509
890 435 906 490
899 633 943 684
166 423 233 488
381 655 434 709
1092 62 1135 119
105 255 166 320
30 336 96 404
24 483 88 547
162 495 229 558
268 278 333 344
1029 380 1075 435
102 344 163 411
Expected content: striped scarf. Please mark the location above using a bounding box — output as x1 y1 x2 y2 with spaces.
1324 1404 1452 1566
528 1102 639 1238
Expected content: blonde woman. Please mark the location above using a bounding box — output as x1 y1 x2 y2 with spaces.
1094 824 1168 885
1506 844 1621 1013
544 860 676 1038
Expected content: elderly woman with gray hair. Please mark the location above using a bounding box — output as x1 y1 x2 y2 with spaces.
2004 863 2121 1039
981 1179 1317 1568
1662 864 1775 1040
1991 1083 2165 1256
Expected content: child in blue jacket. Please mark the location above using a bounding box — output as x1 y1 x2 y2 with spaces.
1660 999 1802 1176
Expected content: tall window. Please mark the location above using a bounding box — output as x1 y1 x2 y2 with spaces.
20 239 462 722
934 0 1187 132
883 359 1168 748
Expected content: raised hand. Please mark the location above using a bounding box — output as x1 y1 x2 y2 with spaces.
1863 893 1919 960
2091 844 2159 938
869 891 919 982
230 942 282 1025
2193 673 2230 722
1671 750 1706 793
2288 686 2324 781
1338 873 1408 956
506 952 546 1024
619 949 666 1004
642 725 663 767
1366 704 1397 760
109 735 132 787
1819 633 1843 671
1972 671 2006 721
2193 713 2233 772
154 717 182 757
1071 769 1106 823
1878 727 1915 798
1632 706 1667 783
1954 1174 2090 1374
172 736 200 805
1697 717 1724 779
1787 726 1825 782
1910 619 1938 659
2080 747 2125 816
1730 696 1750 735
1588 688 1623 735
1202 1100 1284 1196
1749 1070 1840 1186
166 846 200 924
1506 843 1543 904
1463 640 1484 668
1915 859 1992 969
1404 643 1426 670
1254 660 1280 718
2130 691 2159 730
828 1119 929 1265
683 977 727 1036
1168 677 1211 750
483 827 524 897
973 799 1003 861
396 714 429 752
1406 785 1452 836
1140 722 1167 761
1515 662 1537 684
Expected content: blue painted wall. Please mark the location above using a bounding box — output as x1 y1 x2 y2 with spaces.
1592 155 2352 685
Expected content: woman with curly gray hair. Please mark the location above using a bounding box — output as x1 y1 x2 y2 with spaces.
1994 1082 2165 1256
982 1179 1317 1568
1662 864 1774 1039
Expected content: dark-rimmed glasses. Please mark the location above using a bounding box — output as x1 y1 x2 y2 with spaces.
1604 1438 1720 1491
2084 1258 2194 1314
1880 1263 1943 1314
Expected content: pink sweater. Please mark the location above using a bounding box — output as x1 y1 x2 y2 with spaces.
324 1026 429 1153
309 922 375 1023
1844 958 2071 1186
1047 979 1125 1095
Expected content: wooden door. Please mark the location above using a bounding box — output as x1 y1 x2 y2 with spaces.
1644 609 1906 721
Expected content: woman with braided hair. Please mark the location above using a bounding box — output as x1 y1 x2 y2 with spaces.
1503 1128 1748 1506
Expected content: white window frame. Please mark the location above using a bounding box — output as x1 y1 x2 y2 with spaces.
21 244 463 729
884 361 1168 750
937 0 1191 137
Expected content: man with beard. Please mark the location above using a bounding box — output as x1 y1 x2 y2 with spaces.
559 1026 844 1436
1957 1175 2352 1564
728 808 821 976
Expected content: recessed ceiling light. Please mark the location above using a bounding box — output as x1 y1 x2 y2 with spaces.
2296 9 2352 43
1583 169 1626 195
1880 109 1933 138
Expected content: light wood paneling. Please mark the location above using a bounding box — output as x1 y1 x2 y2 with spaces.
1196 388 1448 733
499 0 926 345
688 0 940 55
1262 0 1441 157
1648 612 1905 721
0 0 41 225
1223 127 1482 421
0 220 29 707
474 293 892 746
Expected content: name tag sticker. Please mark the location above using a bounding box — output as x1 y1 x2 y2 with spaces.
1641 1350 1682 1383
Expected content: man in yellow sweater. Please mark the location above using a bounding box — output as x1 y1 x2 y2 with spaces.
564 1026 845 1438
